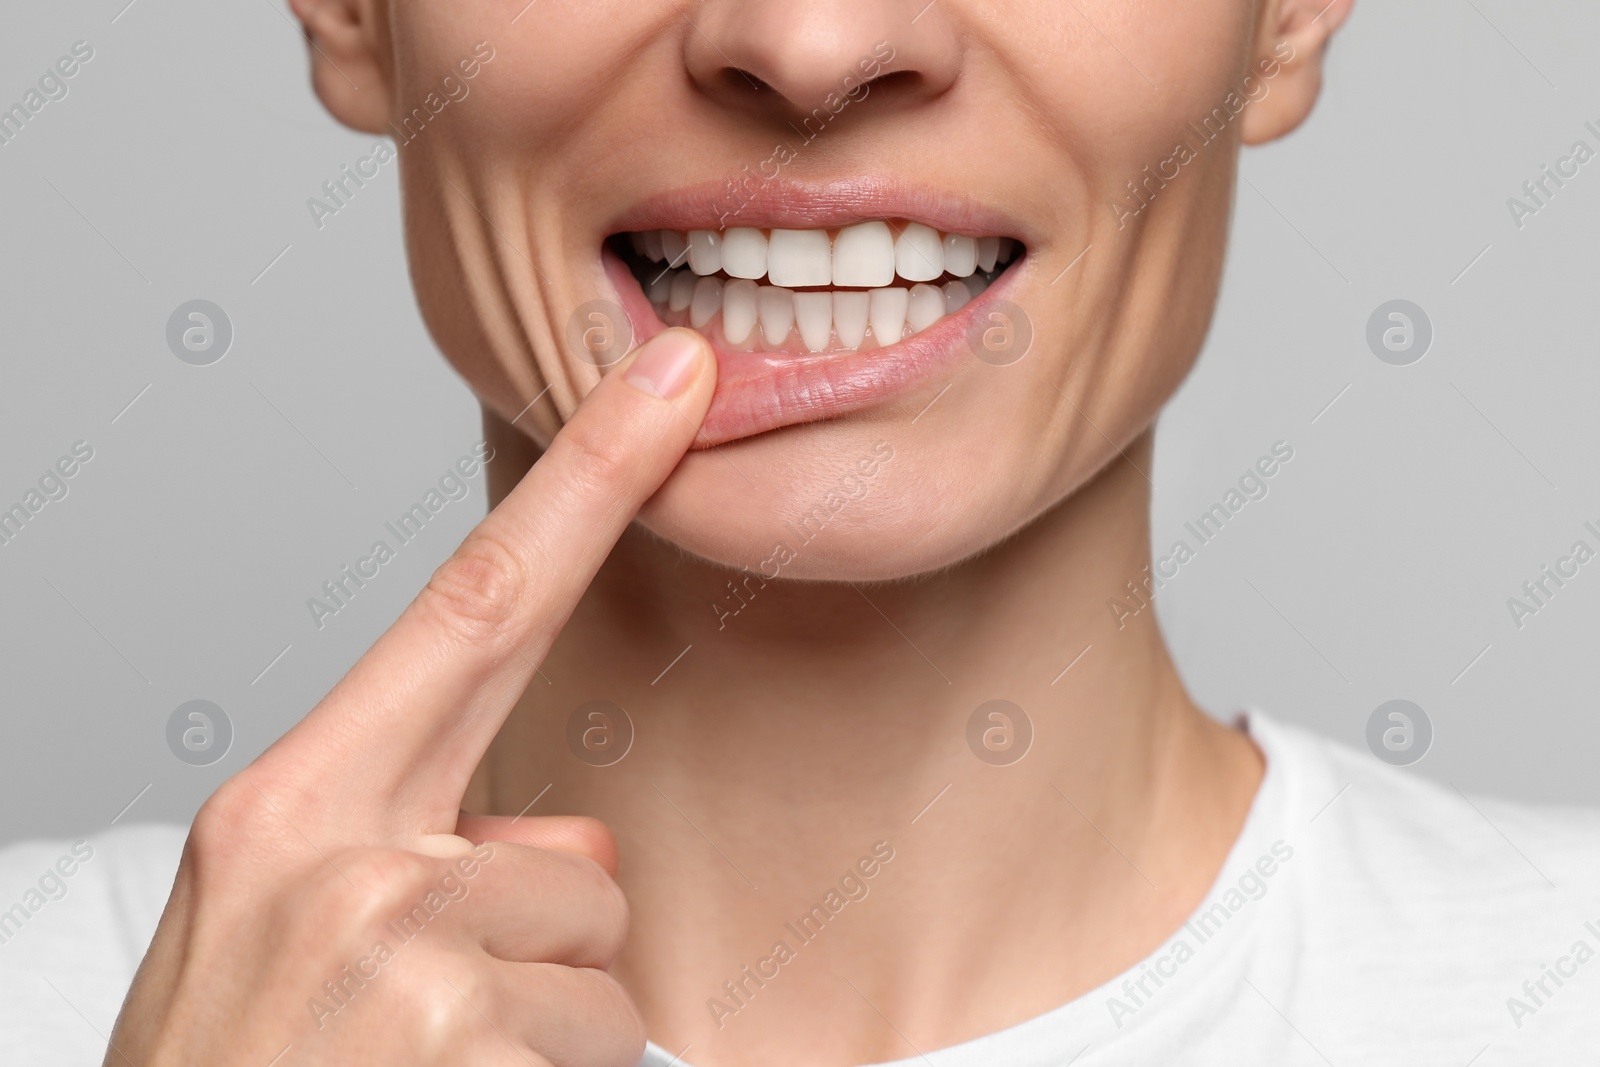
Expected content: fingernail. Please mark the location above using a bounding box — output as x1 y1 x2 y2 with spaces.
623 329 704 399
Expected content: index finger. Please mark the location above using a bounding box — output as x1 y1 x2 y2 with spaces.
262 328 715 834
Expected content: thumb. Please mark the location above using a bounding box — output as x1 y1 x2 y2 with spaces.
455 812 621 878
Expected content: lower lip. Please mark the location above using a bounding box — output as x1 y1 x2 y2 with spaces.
601 250 1013 447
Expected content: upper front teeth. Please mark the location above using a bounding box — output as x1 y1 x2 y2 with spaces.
896 223 944 282
767 229 832 288
625 223 1020 354
629 222 1017 287
722 228 768 279
833 221 895 287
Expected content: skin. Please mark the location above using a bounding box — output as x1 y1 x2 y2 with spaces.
107 1 1353 1065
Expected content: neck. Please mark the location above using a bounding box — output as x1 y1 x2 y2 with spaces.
470 409 1262 1067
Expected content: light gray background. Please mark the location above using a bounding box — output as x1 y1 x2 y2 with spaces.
2 0 1596 843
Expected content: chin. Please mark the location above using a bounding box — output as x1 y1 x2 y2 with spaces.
630 388 1077 584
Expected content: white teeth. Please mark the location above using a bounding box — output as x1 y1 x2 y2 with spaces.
976 236 999 272
635 226 1016 285
648 273 992 352
721 227 768 280
722 279 759 345
661 230 689 268
907 284 944 333
832 221 895 288
688 230 722 275
636 224 1018 352
767 229 832 288
869 287 909 346
690 276 723 329
758 285 795 345
941 280 971 314
895 223 944 282
942 234 977 278
668 270 696 312
793 291 833 352
832 291 870 349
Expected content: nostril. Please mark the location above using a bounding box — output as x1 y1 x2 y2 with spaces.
718 65 931 122
860 69 919 96
721 67 776 96
709 65 919 123
683 5 961 119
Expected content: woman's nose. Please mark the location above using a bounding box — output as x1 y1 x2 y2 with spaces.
683 0 962 120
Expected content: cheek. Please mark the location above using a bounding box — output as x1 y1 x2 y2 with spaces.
1024 0 1258 154
393 1 664 149
1021 3 1254 483
391 2 661 447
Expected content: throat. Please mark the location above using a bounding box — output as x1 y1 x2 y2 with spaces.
473 431 1262 1066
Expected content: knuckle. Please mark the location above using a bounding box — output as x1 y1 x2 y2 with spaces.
312 848 439 931
188 774 273 865
421 534 527 642
579 859 631 962
539 849 630 964
397 959 493 1057
551 419 635 497
575 968 647 1063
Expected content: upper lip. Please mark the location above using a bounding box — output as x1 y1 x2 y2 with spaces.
607 176 1032 244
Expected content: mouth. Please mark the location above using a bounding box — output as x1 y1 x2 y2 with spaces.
600 204 1027 446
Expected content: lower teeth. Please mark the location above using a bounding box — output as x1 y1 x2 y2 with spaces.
637 266 1001 353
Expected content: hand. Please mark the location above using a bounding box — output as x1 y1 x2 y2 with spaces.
105 329 715 1067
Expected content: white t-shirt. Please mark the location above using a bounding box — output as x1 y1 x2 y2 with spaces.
4 714 1598 1065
